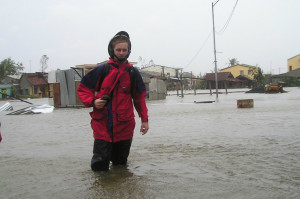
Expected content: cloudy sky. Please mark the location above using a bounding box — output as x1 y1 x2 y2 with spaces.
1 0 299 75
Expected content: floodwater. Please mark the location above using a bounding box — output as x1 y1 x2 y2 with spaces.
0 88 300 199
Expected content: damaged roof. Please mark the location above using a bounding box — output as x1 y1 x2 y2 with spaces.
22 73 48 86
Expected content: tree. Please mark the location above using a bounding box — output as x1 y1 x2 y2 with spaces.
251 67 265 87
228 58 239 66
40 55 49 73
138 56 154 68
0 58 24 82
281 76 300 87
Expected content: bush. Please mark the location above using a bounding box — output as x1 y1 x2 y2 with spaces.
16 94 38 99
281 76 300 87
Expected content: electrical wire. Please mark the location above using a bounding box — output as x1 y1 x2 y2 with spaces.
184 31 212 70
216 0 238 35
183 0 238 70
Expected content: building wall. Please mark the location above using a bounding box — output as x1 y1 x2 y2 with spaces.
0 85 12 99
28 85 49 98
288 54 300 72
19 76 49 98
220 65 256 79
141 65 180 77
149 78 166 100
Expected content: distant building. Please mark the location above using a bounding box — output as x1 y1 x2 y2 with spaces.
202 72 242 89
140 65 199 90
0 84 12 99
271 68 300 86
0 74 21 97
19 73 49 98
140 65 182 78
287 54 300 72
1 74 21 85
220 64 258 79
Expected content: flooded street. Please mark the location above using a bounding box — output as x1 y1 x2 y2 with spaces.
1 88 300 199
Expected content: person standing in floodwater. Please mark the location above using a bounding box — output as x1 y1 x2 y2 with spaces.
77 31 149 171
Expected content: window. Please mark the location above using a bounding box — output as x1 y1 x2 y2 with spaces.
289 65 292 71
240 70 244 75
248 70 252 75
34 87 38 94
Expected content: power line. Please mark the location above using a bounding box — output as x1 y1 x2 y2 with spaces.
184 0 238 71
184 31 212 70
216 0 239 35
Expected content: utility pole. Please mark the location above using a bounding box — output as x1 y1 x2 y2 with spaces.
29 60 32 73
212 0 220 100
162 66 165 77
180 69 184 98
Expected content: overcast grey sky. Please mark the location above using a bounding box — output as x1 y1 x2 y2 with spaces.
1 0 299 75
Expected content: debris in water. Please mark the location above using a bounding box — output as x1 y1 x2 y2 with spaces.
0 102 13 111
7 104 54 115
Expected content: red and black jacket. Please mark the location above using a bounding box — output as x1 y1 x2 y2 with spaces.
77 58 148 142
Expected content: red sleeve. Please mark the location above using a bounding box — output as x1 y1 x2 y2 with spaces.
77 83 96 107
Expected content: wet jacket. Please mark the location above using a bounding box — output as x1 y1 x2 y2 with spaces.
77 58 148 142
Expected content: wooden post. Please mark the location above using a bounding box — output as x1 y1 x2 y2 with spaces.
176 69 179 96
225 81 228 94
180 72 184 98
194 79 196 95
53 83 61 108
209 81 212 95
176 82 179 96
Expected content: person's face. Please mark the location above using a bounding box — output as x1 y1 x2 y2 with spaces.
113 42 129 60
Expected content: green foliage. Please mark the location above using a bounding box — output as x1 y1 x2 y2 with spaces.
251 67 265 87
228 58 239 66
16 94 38 99
0 58 24 82
11 85 17 97
281 76 300 87
166 81 175 90
195 80 205 89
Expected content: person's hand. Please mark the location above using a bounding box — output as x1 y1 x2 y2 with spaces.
140 122 149 135
94 98 108 109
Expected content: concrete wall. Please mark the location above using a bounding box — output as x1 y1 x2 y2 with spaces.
149 78 166 100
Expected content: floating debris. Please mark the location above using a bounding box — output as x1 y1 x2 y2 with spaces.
0 102 13 111
194 101 215 104
7 104 54 115
237 99 254 108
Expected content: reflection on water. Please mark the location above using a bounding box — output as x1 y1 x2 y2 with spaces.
0 88 300 199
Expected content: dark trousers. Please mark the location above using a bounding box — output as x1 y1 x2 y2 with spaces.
91 139 132 171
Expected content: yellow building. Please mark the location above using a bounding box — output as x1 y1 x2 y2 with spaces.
220 64 257 79
19 73 49 98
287 54 300 72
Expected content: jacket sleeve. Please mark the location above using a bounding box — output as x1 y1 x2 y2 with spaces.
132 69 148 122
77 65 104 107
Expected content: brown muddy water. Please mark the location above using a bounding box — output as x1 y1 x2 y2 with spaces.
0 88 300 199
